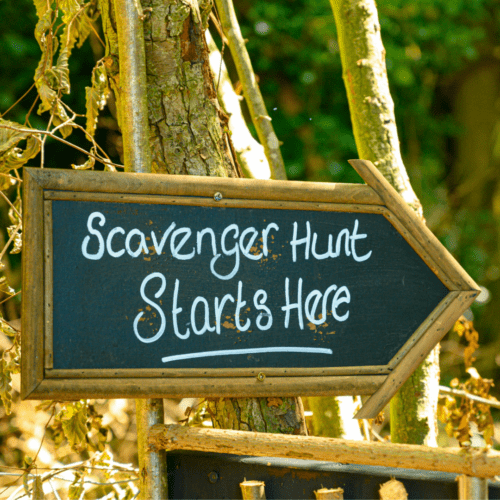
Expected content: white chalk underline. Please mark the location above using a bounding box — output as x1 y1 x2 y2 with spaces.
161 347 333 364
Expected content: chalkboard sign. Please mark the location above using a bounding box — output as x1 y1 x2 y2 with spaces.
21 161 479 417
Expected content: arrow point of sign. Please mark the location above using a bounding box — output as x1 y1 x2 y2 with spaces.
348 160 480 419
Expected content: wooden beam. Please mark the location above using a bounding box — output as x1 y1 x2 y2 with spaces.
24 374 385 400
26 167 384 205
148 425 500 479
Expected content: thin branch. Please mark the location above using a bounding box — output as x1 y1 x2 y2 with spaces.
0 83 37 119
214 0 287 180
0 124 123 170
439 385 500 409
369 426 386 442
58 100 116 166
32 407 56 466
0 191 21 220
209 11 228 44
40 476 139 486
48 479 62 500
0 221 21 262
0 172 21 183
40 106 55 168
207 31 271 179
88 20 106 48
24 94 39 127
0 290 21 307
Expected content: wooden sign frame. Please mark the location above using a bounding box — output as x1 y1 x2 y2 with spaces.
21 160 479 417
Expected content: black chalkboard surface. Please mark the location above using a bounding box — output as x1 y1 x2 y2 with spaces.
22 164 478 407
52 200 447 371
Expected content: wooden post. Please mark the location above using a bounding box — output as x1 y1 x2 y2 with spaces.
113 1 167 499
458 476 488 500
315 487 344 499
240 480 266 500
379 478 408 500
136 399 168 500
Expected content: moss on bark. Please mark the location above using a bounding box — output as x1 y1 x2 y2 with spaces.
207 397 307 434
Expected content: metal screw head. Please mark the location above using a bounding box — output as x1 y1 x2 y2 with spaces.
208 471 219 483
214 192 223 201
257 372 266 381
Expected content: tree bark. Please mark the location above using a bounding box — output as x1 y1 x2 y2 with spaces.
207 397 307 434
330 0 439 445
306 396 363 439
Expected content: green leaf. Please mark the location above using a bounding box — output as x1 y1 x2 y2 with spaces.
85 62 109 138
0 317 18 339
36 80 57 115
52 102 74 138
33 0 51 19
34 9 53 48
68 470 84 500
59 0 81 24
0 358 13 415
32 475 44 500
72 153 95 170
0 119 41 172
7 224 22 254
60 401 89 450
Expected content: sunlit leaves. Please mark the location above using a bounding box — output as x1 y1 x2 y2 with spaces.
85 62 109 139
7 224 22 254
32 0 101 140
0 358 14 415
438 316 496 447
453 315 479 368
0 316 20 415
0 118 41 173
69 470 85 500
52 401 108 453
72 149 95 169
32 475 45 500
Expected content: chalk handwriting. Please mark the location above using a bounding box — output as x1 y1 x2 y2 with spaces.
81 212 373 354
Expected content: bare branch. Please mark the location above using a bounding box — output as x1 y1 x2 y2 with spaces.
214 0 287 180
0 124 123 170
439 385 500 410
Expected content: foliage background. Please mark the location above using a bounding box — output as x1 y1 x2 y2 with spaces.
0 0 499 494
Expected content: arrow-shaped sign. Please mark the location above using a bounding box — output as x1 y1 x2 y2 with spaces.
22 161 479 412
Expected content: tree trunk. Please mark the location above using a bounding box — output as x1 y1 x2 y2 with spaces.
306 396 363 439
330 0 439 445
101 0 306 448
208 397 307 434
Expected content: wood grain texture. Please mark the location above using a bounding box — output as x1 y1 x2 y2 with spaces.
27 167 384 205
386 292 458 371
43 201 53 370
44 365 391 379
44 190 386 215
148 424 500 479
24 375 385 400
21 170 45 399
